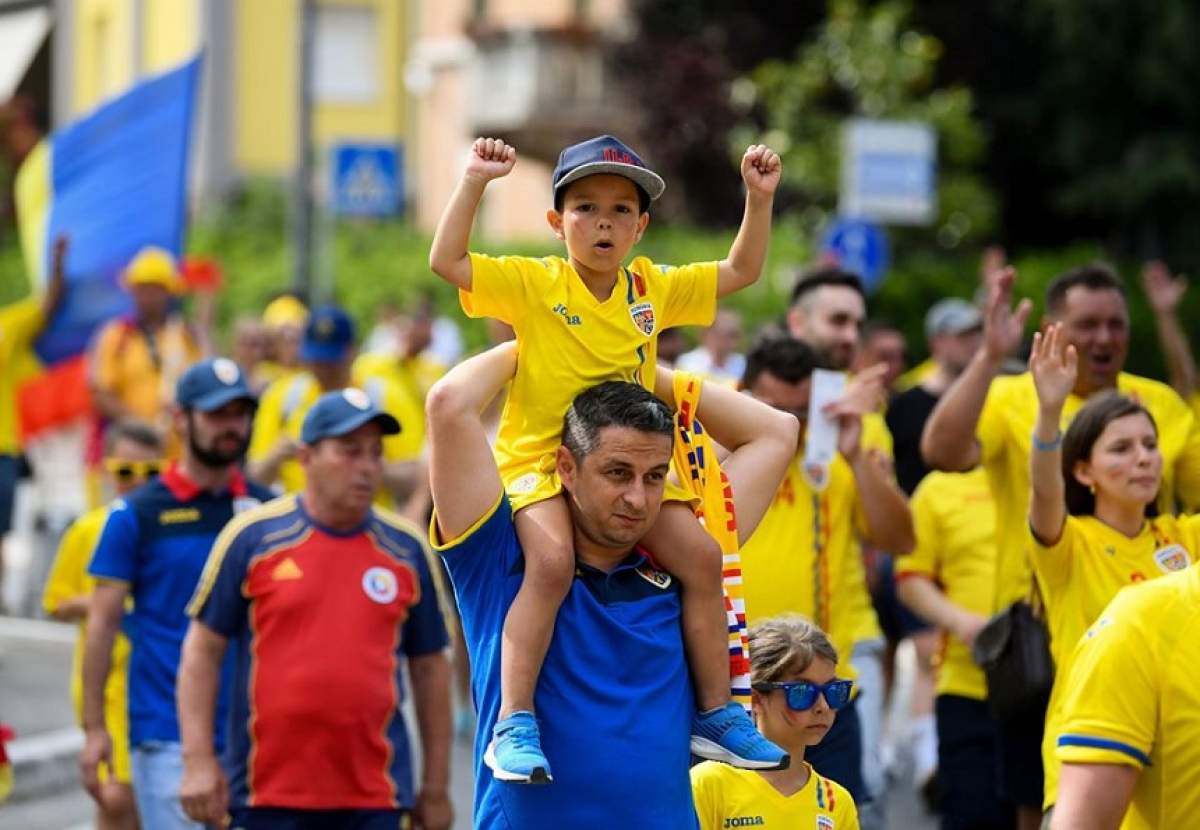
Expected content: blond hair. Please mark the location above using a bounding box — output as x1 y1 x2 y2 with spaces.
748 614 838 685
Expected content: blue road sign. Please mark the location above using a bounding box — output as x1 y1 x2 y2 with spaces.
821 217 890 292
331 143 403 217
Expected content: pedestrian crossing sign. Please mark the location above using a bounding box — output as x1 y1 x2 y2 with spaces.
331 143 403 217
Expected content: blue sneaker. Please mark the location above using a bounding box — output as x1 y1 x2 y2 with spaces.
484 711 553 784
691 703 790 770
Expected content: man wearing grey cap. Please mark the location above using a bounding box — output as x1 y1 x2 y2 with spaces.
178 388 453 830
886 298 983 495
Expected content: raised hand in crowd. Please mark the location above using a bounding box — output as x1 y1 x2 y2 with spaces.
1030 322 1078 419
982 266 1033 366
828 362 888 463
1141 260 1196 399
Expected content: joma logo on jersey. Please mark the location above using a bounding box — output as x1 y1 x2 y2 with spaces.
724 817 765 828
817 816 835 830
552 304 581 326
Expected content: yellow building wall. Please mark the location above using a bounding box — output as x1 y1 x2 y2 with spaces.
73 0 137 114
142 0 200 73
234 0 409 176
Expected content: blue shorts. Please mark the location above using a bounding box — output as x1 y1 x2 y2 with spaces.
0 454 18 535
228 807 411 829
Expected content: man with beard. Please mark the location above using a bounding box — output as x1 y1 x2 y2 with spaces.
80 358 273 830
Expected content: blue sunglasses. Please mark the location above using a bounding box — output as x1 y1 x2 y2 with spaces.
752 679 854 711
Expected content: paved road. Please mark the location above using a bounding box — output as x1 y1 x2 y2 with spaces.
0 618 935 829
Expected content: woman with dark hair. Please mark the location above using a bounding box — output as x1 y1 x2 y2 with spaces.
1027 322 1200 822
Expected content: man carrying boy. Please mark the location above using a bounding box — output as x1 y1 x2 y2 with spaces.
426 343 799 827
429 135 785 782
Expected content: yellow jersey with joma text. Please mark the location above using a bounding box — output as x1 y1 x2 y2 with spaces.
691 761 859 830
1054 565 1200 829
462 253 717 510
1033 513 1200 809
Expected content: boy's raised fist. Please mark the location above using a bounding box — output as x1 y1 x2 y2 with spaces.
466 137 517 183
741 144 782 196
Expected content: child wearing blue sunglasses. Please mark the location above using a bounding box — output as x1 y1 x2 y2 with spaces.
691 614 860 828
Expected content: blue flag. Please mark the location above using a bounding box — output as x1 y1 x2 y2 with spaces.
17 54 202 364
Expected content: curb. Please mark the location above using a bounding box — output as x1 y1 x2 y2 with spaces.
7 727 83 802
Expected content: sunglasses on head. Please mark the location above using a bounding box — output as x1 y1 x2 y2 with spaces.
103 459 162 482
752 679 854 712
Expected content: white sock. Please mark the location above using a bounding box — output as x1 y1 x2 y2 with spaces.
911 714 938 782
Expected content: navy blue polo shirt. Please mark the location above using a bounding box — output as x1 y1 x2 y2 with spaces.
89 463 274 749
433 494 697 829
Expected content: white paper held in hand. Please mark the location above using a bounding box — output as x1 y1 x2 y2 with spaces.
802 369 846 491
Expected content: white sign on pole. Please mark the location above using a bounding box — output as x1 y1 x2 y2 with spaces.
840 119 937 226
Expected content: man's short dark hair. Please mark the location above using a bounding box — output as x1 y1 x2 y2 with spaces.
561 381 674 460
741 336 819 389
861 319 902 342
789 266 866 308
104 418 164 455
1045 262 1127 315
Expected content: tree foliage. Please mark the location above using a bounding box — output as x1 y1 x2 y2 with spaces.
735 0 997 252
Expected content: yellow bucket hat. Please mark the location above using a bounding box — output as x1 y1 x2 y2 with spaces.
122 247 184 294
262 295 309 329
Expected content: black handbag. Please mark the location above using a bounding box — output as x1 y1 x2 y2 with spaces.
972 587 1055 722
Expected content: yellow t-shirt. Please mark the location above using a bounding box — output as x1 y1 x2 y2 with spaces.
40 505 132 782
895 468 995 701
246 370 422 498
893 357 936 393
352 352 445 452
1034 512 1200 808
691 760 859 830
0 298 44 455
461 254 717 497
740 452 876 682
1054 564 1200 829
89 315 202 425
977 371 1200 611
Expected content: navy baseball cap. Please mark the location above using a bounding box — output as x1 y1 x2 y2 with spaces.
300 388 401 445
301 305 355 363
551 135 666 205
176 358 257 411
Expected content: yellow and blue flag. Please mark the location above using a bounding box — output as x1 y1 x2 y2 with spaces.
13 55 201 437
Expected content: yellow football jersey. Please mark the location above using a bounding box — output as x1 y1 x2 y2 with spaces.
41 506 133 782
247 369 423 499
461 253 717 507
740 451 877 683
1034 512 1200 808
691 761 859 830
976 371 1200 612
896 468 996 701
1054 565 1200 829
0 298 44 455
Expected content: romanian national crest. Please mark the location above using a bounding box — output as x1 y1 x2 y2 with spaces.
1153 544 1191 573
630 302 656 336
636 562 672 589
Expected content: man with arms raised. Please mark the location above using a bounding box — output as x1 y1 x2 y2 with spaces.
426 343 798 828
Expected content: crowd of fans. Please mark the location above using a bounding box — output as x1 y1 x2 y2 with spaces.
0 135 1195 830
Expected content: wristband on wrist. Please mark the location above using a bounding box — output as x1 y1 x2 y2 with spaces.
1032 430 1063 452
